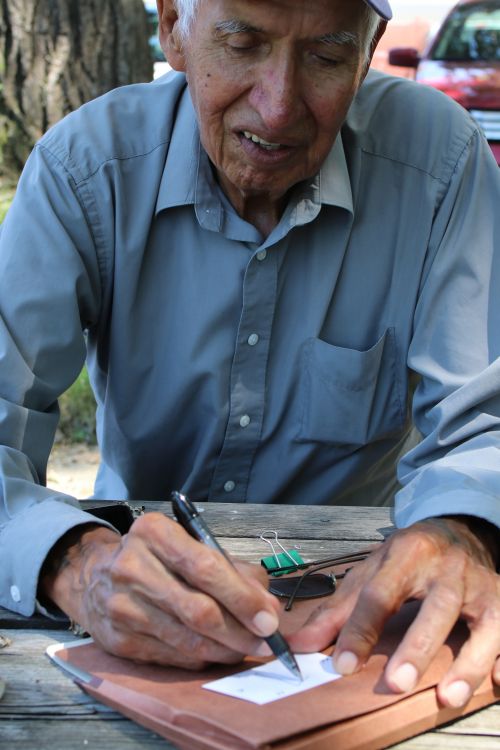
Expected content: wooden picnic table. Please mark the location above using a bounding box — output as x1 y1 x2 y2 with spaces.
0 501 499 749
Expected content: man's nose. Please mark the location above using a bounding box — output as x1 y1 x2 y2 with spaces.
249 54 303 131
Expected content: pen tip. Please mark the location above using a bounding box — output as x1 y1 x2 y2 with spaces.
286 656 303 682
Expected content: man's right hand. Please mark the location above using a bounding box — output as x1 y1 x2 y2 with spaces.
40 513 280 668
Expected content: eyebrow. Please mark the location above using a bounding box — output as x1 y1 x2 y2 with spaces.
316 31 361 49
214 19 262 35
213 20 360 49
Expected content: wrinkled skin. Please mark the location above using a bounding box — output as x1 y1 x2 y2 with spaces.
157 0 384 234
42 514 280 669
288 517 500 708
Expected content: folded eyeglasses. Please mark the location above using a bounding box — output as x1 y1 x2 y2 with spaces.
264 546 372 611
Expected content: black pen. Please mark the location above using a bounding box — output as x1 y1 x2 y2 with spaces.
171 491 303 682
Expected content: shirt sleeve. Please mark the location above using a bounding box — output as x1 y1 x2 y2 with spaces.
0 142 112 617
395 127 500 533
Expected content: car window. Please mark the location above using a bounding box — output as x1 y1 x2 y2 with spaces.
431 1 500 61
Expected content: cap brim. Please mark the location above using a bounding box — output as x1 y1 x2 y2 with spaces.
363 0 392 21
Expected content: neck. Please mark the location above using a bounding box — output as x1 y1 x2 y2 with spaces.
226 188 288 238
213 163 291 238
242 198 285 237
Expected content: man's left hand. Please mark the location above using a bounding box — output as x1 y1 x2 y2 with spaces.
288 517 500 707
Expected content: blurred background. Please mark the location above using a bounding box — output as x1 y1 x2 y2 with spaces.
372 0 456 74
0 0 498 495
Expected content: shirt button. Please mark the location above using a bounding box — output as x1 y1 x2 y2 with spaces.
247 333 259 346
239 414 251 428
10 585 21 603
256 250 267 261
224 481 236 493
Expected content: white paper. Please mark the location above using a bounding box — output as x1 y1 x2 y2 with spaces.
202 652 341 705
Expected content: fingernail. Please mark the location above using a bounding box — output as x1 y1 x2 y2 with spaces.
443 680 471 708
390 662 419 693
252 610 278 636
335 651 359 675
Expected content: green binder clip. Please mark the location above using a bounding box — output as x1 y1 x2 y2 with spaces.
260 531 305 576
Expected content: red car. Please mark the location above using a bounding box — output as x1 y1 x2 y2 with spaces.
389 0 500 164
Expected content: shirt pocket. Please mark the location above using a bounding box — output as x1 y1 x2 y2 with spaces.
296 328 405 446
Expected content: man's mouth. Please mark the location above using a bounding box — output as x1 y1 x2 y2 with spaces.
242 130 283 151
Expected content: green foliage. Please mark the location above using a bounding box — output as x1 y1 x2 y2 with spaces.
0 180 15 222
58 367 97 445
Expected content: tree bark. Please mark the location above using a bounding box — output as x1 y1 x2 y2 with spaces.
0 0 153 176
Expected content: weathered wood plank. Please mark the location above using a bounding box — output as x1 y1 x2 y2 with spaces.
2 719 499 750
391 720 500 749
1 631 499 749
144 502 394 541
391 737 500 749
0 631 93 713
440 703 500 734
0 718 174 748
81 500 394 541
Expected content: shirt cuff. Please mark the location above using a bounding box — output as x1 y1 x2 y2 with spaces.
0 497 116 617
395 485 500 532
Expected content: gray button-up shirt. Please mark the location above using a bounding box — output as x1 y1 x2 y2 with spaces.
1 70 500 615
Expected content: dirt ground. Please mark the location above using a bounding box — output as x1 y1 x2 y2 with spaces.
47 443 100 498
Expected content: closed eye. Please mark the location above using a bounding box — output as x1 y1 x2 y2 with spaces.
314 54 341 67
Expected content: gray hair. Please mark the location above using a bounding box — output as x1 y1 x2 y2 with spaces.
175 1 380 63
175 0 199 39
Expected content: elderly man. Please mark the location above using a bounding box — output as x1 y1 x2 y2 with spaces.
0 0 499 712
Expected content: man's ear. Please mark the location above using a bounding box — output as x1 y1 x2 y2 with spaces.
156 0 186 71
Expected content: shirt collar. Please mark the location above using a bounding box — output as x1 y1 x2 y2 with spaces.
155 87 353 219
155 88 200 215
318 133 353 214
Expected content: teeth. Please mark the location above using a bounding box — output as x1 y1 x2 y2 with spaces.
243 130 282 150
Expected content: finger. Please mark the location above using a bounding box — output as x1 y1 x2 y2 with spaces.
437 587 500 707
93 529 269 657
92 615 243 670
85 542 266 663
136 514 280 637
287 571 363 652
286 601 346 652
384 572 463 694
155 573 269 655
288 548 394 653
235 559 276 593
119 515 280 655
332 549 416 675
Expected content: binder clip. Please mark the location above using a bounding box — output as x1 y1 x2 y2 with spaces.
259 531 305 577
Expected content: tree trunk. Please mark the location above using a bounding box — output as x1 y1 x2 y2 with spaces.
0 0 154 176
